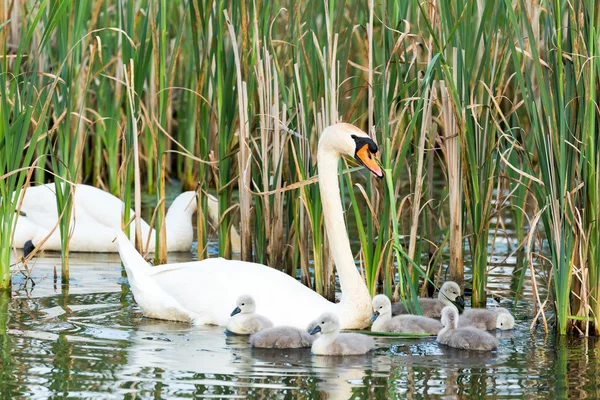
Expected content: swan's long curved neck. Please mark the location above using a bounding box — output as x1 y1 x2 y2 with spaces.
317 144 371 308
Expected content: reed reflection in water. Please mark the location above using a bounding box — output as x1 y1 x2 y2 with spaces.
1 253 599 398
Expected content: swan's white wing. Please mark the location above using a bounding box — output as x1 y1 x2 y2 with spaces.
19 184 60 229
149 259 334 328
73 185 129 228
73 185 153 247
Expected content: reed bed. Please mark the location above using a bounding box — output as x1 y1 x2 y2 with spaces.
0 0 599 335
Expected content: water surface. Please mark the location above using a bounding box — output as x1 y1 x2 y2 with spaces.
3 250 599 399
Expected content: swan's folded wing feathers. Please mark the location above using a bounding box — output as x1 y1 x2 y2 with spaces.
152 259 333 327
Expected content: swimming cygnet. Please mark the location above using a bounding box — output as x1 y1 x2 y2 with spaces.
249 320 318 349
310 312 374 356
458 307 515 331
226 295 274 335
392 281 465 317
371 295 442 334
437 306 499 351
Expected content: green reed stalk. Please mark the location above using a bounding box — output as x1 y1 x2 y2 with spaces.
504 146 530 305
50 0 96 283
188 0 212 260
119 0 151 240
94 1 124 196
153 0 168 264
385 164 421 314
215 0 237 258
581 0 600 335
0 0 64 289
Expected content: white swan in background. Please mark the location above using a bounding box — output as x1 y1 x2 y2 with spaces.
115 123 383 329
12 184 239 254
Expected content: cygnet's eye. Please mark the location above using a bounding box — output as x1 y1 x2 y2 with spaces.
379 306 383 309
241 303 245 306
321 321 324 324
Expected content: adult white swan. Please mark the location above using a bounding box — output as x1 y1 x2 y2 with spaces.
12 184 238 254
116 123 383 329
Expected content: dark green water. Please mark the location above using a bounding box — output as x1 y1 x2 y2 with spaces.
3 248 600 399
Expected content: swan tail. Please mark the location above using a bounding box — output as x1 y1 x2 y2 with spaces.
115 230 149 275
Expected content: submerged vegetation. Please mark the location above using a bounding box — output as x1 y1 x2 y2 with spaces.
0 0 599 335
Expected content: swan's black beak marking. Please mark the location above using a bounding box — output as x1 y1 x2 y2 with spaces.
309 325 322 335
351 135 383 178
230 307 241 317
454 296 465 313
370 311 380 322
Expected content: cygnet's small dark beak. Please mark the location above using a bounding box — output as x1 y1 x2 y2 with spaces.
309 325 322 335
230 307 241 317
454 296 465 312
370 311 380 322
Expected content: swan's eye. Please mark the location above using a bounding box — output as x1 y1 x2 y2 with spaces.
379 306 383 309
321 321 324 324
241 303 245 306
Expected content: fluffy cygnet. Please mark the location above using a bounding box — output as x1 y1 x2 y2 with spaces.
392 281 465 317
458 307 515 331
371 295 442 334
437 306 499 351
310 312 374 356
226 295 273 335
250 324 314 349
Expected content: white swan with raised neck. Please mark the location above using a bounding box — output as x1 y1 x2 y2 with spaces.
115 123 382 329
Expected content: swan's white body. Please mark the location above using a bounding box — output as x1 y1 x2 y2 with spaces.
116 123 378 329
12 183 197 253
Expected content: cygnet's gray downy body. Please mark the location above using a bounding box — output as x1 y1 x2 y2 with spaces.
371 295 442 334
250 318 320 349
437 306 499 351
310 312 374 356
392 281 465 318
226 295 274 335
458 308 515 331
250 326 314 349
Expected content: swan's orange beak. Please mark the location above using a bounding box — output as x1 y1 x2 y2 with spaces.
355 144 383 178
